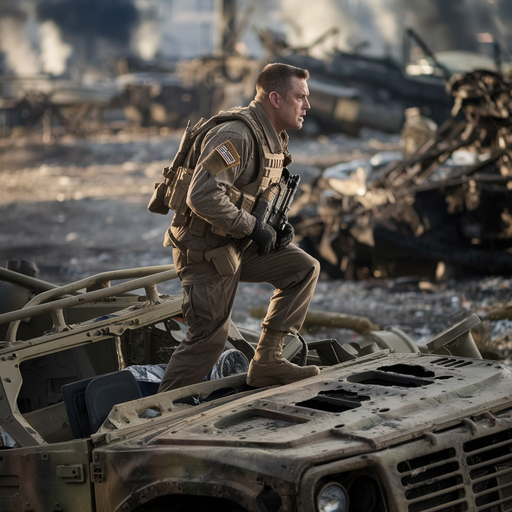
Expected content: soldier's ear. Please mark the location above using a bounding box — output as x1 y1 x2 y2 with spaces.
268 91 280 109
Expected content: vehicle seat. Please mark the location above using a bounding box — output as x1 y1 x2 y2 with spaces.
61 377 95 439
86 371 143 434
62 370 143 439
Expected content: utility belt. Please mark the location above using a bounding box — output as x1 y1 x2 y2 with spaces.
166 229 246 278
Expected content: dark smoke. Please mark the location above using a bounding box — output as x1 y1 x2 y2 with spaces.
497 0 512 20
496 0 512 51
406 0 479 53
36 0 139 45
0 2 27 22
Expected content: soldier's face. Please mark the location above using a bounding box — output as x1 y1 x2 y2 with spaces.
276 77 310 131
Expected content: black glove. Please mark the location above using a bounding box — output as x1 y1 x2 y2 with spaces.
249 218 276 255
275 222 294 251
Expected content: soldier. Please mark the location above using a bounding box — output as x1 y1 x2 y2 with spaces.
157 63 320 392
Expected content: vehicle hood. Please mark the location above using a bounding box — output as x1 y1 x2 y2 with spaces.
94 351 512 467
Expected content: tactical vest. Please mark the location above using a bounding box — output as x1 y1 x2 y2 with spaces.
148 105 287 238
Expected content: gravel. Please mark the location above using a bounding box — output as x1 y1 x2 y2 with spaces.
1 128 511 358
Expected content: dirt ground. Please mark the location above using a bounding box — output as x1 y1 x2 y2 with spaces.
1 128 512 358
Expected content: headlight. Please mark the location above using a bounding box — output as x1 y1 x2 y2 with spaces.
317 482 349 512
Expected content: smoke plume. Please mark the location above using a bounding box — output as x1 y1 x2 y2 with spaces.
278 0 506 59
36 0 140 73
280 0 358 57
363 0 401 50
133 17 161 61
40 20 73 76
404 0 479 53
36 0 139 45
0 0 141 76
0 2 40 75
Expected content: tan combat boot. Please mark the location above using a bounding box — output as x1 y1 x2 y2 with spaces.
246 328 320 387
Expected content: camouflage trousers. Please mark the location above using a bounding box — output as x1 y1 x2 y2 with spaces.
158 242 320 392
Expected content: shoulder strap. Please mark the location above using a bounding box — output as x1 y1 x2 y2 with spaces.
183 107 267 190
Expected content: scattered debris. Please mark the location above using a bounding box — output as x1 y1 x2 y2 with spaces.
483 301 512 321
250 306 380 334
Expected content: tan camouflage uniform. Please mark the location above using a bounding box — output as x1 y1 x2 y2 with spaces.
158 101 320 392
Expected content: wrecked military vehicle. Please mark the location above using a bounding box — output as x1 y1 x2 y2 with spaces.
267 28 502 137
1 261 512 512
292 69 512 280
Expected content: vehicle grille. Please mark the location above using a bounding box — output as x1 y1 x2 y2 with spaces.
465 429 512 511
398 427 512 512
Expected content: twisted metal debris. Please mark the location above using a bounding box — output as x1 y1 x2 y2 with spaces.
292 70 512 280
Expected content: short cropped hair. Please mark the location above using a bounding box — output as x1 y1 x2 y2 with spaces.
255 63 309 101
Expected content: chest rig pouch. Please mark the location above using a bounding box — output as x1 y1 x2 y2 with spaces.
147 107 287 238
148 107 288 277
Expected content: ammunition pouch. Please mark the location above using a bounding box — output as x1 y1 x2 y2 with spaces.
148 182 170 215
189 213 209 236
204 243 242 277
166 166 194 216
148 165 194 216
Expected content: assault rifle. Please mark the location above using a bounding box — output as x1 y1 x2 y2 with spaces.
252 168 300 231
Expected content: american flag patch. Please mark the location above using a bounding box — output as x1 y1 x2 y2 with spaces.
204 140 240 175
216 144 236 165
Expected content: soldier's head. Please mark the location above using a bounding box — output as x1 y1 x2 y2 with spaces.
255 63 311 133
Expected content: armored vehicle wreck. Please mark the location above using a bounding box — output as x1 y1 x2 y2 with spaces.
0 263 511 512
292 69 512 280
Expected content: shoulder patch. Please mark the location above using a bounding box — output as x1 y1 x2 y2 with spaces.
202 140 241 176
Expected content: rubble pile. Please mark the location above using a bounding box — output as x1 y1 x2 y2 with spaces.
292 70 512 281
